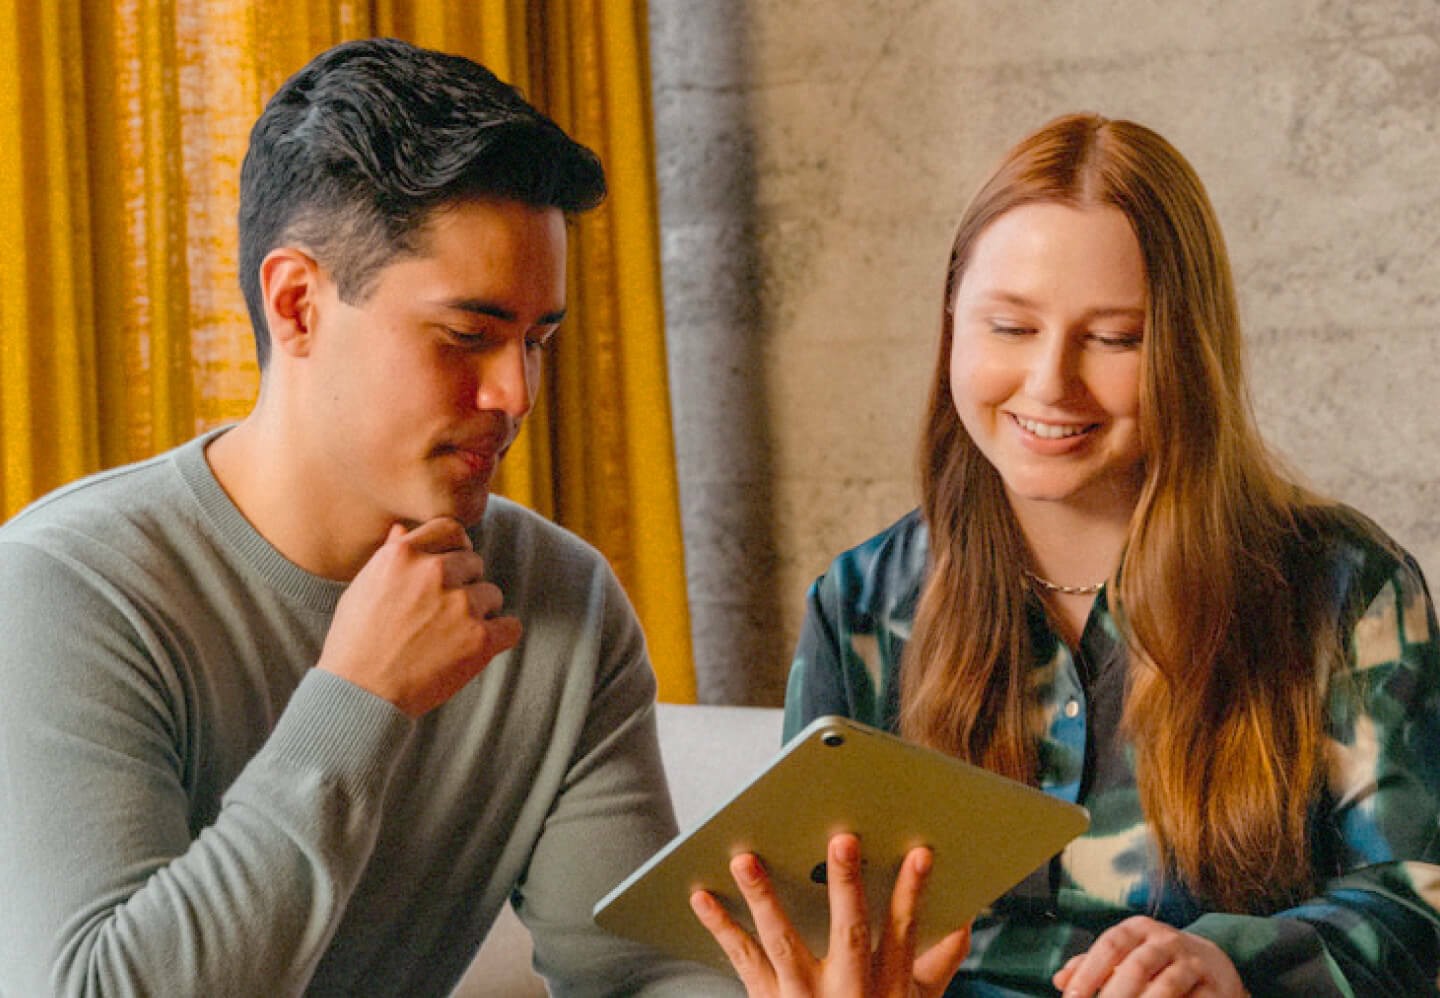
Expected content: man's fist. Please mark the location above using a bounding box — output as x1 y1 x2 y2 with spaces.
317 518 522 716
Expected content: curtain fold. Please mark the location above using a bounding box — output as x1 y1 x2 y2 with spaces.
0 0 697 703
0 1 98 507
540 0 698 703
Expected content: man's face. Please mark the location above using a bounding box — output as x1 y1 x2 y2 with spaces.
302 198 567 530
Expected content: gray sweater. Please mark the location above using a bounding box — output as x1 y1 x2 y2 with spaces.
0 431 738 996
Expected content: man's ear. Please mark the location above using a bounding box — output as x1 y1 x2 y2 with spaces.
260 247 325 359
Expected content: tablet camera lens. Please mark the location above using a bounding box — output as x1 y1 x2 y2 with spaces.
821 730 845 748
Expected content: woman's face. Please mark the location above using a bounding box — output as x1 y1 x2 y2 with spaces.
949 202 1147 521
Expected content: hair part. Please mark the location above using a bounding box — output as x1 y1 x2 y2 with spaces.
901 112 1337 912
238 37 606 367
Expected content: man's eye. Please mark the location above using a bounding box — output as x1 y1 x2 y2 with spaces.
448 329 490 347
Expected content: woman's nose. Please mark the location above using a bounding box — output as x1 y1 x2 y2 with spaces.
1023 332 1076 405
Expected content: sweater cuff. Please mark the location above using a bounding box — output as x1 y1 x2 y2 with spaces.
262 669 415 803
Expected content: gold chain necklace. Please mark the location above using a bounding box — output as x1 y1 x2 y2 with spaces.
1023 568 1104 596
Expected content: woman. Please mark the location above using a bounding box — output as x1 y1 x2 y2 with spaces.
702 113 1440 996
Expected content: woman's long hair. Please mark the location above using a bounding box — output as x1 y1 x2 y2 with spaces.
899 113 1335 912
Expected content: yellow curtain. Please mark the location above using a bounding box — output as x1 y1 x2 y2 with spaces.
0 0 697 703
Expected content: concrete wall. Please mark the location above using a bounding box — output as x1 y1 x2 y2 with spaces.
650 0 1440 704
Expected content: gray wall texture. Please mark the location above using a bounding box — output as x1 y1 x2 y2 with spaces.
650 0 1440 705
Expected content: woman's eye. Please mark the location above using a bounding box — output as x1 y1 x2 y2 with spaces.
989 323 1031 337
1089 332 1142 349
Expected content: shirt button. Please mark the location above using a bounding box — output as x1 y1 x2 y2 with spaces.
1064 699 1080 719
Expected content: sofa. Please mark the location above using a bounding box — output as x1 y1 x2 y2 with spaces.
452 703 785 996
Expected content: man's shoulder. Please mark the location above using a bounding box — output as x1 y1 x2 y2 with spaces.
476 495 615 587
0 439 217 658
0 440 197 552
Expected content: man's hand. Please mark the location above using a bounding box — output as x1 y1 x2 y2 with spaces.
317 518 522 716
689 833 971 997
1052 916 1248 998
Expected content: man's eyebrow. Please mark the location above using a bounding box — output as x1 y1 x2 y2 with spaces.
430 298 568 325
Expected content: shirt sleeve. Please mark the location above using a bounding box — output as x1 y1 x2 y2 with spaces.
0 542 416 997
513 566 743 998
784 575 863 742
784 548 910 743
1186 555 1440 995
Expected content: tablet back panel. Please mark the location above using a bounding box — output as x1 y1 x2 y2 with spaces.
593 715 1089 973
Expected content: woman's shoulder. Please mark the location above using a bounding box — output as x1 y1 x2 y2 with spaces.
1291 502 1426 615
830 508 928 566
812 509 930 616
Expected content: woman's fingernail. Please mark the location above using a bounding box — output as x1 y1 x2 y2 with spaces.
735 854 763 885
913 848 933 875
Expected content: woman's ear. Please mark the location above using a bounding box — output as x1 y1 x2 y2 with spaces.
260 247 323 359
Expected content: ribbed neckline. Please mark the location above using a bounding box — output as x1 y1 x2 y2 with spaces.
174 427 348 614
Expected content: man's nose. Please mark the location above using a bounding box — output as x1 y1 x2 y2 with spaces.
475 339 535 420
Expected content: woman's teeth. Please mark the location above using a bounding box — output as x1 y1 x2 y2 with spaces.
1014 415 1091 439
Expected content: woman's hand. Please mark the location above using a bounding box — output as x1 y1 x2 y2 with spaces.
1052 916 1247 997
688 832 971 997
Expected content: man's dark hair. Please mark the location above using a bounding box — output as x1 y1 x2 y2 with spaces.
238 37 606 367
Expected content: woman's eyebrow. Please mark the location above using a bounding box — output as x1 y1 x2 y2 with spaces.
972 290 1144 320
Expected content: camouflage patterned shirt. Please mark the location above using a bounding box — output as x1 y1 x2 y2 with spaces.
784 508 1440 996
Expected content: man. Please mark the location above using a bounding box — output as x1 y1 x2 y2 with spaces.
0 37 738 996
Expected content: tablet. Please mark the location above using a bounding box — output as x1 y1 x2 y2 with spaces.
593 715 1089 973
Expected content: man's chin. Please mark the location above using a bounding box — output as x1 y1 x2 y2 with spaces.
460 493 491 527
403 487 492 531
448 488 492 528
